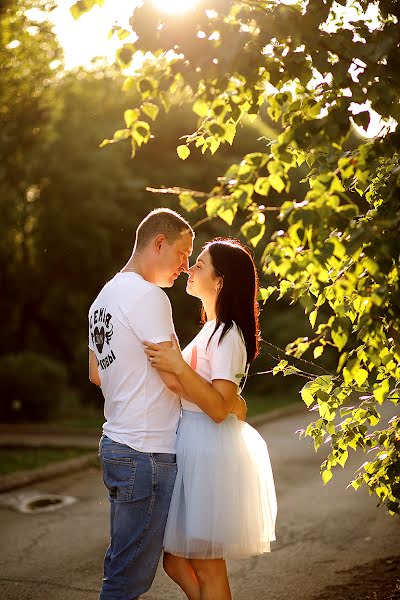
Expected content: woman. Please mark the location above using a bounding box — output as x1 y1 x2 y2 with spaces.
144 238 277 600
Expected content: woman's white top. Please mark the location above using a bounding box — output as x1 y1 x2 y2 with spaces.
181 320 247 413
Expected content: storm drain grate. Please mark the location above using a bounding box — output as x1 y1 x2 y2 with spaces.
20 493 77 513
0 491 77 513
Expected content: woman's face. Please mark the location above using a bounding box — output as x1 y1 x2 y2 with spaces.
186 249 222 301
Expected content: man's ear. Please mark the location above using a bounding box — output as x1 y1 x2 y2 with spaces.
154 233 166 253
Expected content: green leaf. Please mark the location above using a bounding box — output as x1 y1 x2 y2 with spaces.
331 329 348 352
138 77 155 99
232 185 253 209
240 213 265 247
258 286 276 302
117 28 131 41
301 386 315 408
70 2 83 20
192 99 209 117
218 206 237 225
224 122 236 145
116 44 135 67
179 192 197 212
351 479 362 491
209 123 225 138
254 177 270 197
309 309 318 328
314 346 324 359
269 173 285 193
142 102 159 121
206 197 237 225
337 450 348 468
373 379 390 405
273 359 288 376
245 153 268 169
322 469 333 485
355 369 368 387
131 121 150 146
177 145 190 160
113 129 130 141
124 109 140 128
209 138 220 155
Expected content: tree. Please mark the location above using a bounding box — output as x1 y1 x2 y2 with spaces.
72 0 400 514
0 0 63 351
1 9 284 418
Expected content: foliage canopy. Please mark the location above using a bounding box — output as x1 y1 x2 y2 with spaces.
74 0 400 514
3 0 288 419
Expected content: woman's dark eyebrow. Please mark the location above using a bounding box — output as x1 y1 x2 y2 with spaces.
196 259 205 264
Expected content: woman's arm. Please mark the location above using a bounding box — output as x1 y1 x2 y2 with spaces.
152 341 186 396
159 363 246 420
144 336 238 423
231 394 247 421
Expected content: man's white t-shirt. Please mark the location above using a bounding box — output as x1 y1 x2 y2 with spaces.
88 272 180 453
180 320 247 413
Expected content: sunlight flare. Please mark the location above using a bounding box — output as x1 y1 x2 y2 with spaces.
152 0 199 14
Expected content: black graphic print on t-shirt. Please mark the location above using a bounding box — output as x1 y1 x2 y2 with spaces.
89 308 116 370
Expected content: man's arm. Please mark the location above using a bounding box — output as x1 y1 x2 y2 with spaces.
89 349 101 386
155 341 186 396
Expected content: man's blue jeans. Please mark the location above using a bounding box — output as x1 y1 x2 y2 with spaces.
98 435 177 600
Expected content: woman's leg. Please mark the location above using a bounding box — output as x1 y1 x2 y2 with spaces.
190 558 232 600
163 552 200 600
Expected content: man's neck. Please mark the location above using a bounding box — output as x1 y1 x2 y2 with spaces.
120 254 156 284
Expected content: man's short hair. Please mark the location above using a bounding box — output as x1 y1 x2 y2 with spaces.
135 208 194 251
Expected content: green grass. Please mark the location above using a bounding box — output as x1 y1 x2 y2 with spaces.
57 395 298 426
246 390 300 418
56 414 104 431
44 392 299 428
0 447 93 476
0 391 299 476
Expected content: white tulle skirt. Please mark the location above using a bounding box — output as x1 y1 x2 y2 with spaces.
163 410 277 560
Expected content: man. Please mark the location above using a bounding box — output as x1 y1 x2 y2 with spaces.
88 208 194 600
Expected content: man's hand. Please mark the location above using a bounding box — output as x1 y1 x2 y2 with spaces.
230 394 247 421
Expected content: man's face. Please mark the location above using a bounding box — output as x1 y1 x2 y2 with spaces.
157 231 193 287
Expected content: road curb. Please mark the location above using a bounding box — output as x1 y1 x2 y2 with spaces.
0 403 306 493
0 452 99 494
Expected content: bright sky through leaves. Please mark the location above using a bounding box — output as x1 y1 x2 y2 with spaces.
51 0 135 69
49 0 394 137
152 0 199 13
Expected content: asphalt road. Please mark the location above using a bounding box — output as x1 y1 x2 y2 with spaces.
0 409 399 600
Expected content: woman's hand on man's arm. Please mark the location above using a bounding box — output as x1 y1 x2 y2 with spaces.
144 336 238 423
148 340 185 396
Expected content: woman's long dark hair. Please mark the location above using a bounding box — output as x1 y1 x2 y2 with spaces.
201 238 260 363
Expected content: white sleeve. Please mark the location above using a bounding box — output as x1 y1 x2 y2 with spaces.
207 325 247 385
124 287 176 344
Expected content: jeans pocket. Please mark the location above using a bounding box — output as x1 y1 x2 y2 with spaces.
102 456 137 502
153 453 176 467
154 461 178 503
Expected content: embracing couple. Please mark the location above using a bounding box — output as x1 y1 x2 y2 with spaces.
88 208 277 600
